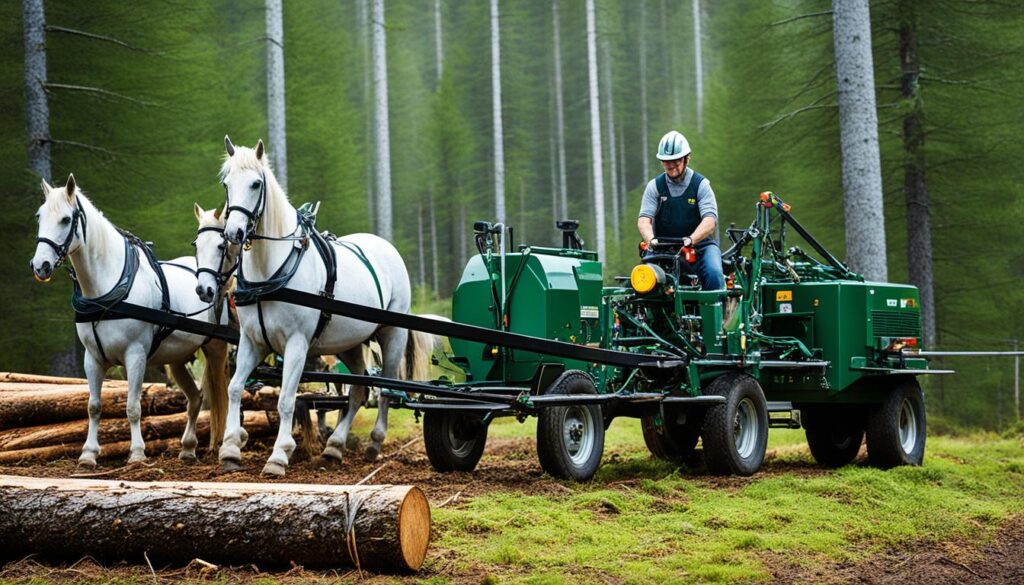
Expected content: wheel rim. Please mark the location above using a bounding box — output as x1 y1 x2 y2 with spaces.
898 398 917 454
446 416 476 458
734 397 759 459
562 405 596 465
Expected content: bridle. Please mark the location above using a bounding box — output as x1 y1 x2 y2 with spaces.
192 225 239 292
36 197 88 269
223 169 267 248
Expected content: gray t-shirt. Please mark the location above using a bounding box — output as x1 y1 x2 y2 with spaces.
638 167 718 221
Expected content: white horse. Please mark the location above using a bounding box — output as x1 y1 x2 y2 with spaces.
212 137 430 476
29 175 229 467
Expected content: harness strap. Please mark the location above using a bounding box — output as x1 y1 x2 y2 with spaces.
256 300 279 355
134 236 174 358
336 240 384 308
309 229 338 345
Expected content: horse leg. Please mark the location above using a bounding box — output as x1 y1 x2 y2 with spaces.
168 361 201 463
263 336 307 477
220 337 264 471
124 348 149 464
366 327 408 461
78 351 106 468
321 347 368 463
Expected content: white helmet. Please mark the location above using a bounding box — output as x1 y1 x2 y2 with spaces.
656 131 691 161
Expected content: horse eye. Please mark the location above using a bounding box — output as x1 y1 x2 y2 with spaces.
60 216 71 225
217 242 227 251
250 180 262 190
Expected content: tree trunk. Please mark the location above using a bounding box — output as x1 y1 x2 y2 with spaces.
585 0 606 262
434 0 443 85
358 0 375 232
0 408 268 454
639 0 650 182
372 0 393 241
0 475 430 571
692 0 704 134
265 0 287 190
417 201 425 286
552 0 568 220
602 41 620 242
0 384 183 428
23 0 50 182
898 0 936 346
490 0 506 225
832 0 888 282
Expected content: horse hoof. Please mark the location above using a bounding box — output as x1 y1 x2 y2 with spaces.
321 445 345 462
364 443 381 462
128 452 147 464
221 459 243 473
77 457 97 470
178 451 198 464
262 461 287 477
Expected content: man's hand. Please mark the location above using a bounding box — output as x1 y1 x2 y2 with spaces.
682 236 693 247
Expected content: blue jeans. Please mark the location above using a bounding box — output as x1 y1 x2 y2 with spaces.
695 243 725 291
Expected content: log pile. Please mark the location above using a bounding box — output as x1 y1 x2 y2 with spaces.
0 475 431 571
0 372 273 463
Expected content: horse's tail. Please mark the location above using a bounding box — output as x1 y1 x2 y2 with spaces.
296 399 322 460
199 338 229 451
403 316 447 380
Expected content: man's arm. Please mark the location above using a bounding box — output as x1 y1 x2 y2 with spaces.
689 179 719 245
689 216 717 245
638 216 655 245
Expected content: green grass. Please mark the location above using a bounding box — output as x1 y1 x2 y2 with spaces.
421 415 1024 583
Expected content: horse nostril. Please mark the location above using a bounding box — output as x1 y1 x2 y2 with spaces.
41 261 51 274
234 229 244 242
196 284 204 296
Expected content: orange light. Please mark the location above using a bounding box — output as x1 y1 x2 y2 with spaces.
782 203 792 212
904 337 919 348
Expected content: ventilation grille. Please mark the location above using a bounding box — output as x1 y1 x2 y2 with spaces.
871 310 921 337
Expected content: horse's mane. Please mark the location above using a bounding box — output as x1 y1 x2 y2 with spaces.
218 146 292 237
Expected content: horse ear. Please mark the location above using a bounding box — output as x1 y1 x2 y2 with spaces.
214 206 224 220
65 174 77 199
224 135 235 157
40 179 52 197
255 139 265 160
194 202 203 220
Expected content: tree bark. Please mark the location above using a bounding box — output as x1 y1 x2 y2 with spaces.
832 0 888 282
1 372 92 385
0 475 430 571
898 0 936 346
639 0 650 184
23 0 50 182
552 0 568 220
490 0 506 225
265 0 288 190
0 384 185 428
372 0 393 241
603 41 620 242
585 0 606 262
692 0 704 134
0 411 273 462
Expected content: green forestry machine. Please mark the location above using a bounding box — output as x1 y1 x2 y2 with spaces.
424 191 948 480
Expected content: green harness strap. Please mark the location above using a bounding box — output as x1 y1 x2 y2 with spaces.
336 240 384 309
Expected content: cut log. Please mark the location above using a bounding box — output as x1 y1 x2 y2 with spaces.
0 411 275 463
0 384 184 429
0 475 431 571
0 372 89 384
0 380 136 393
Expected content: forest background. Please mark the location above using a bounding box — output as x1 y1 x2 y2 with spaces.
2 0 1021 430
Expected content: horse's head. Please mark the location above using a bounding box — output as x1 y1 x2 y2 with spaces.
220 135 269 245
30 174 87 282
193 202 238 303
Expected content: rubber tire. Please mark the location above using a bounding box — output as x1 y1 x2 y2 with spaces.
802 407 864 468
866 378 926 469
423 410 488 472
701 373 769 476
641 410 702 463
536 370 605 481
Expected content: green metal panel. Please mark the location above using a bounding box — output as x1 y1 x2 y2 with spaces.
450 250 603 384
761 281 922 400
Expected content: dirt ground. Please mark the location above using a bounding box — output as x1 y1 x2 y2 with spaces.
1 436 1022 584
